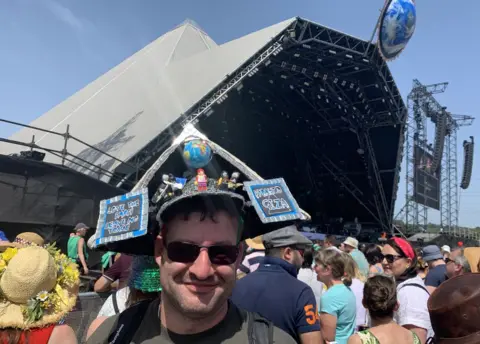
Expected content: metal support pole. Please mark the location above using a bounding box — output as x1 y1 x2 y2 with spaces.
62 124 70 166
30 135 35 152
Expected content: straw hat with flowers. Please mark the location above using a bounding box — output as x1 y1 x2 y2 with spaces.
0 232 45 251
0 243 80 329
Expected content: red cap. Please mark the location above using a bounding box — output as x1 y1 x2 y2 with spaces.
392 237 415 260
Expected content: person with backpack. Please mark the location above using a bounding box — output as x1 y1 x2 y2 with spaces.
86 171 296 344
382 238 433 343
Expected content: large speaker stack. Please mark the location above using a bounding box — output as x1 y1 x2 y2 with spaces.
460 136 474 190
431 110 447 173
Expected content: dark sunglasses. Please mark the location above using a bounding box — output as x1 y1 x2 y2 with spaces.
445 258 453 264
383 253 403 264
166 241 239 265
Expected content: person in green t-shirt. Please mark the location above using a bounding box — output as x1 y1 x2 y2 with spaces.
67 222 89 275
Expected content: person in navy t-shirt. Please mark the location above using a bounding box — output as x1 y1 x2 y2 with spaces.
231 226 323 343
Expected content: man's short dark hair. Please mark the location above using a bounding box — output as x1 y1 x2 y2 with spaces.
325 235 337 246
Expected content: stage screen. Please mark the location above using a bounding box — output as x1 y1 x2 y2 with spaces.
414 145 440 210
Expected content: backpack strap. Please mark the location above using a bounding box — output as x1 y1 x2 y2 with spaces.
246 311 274 344
112 291 120 314
107 300 151 344
399 283 430 295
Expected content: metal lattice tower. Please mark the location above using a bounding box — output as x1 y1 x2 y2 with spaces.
405 79 475 236
441 121 458 233
405 81 432 233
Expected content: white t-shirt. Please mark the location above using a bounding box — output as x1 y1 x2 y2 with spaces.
350 278 367 327
395 276 434 339
326 246 342 253
96 287 130 318
297 268 324 309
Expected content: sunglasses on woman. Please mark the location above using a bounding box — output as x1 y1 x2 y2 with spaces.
383 253 404 264
166 241 239 265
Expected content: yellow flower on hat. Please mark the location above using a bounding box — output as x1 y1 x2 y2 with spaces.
2 247 18 262
0 260 6 271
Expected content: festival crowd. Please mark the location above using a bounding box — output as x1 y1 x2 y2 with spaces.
0 166 479 344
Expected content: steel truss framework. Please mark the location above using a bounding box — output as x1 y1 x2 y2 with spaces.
405 79 476 237
118 19 406 230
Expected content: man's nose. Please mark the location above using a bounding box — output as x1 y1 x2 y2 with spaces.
189 249 214 280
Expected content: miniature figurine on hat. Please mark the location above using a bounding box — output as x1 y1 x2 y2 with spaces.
195 169 208 191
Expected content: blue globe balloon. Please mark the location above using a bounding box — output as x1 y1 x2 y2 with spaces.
183 139 212 169
379 0 416 60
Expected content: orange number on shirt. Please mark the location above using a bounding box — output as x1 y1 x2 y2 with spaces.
304 304 319 325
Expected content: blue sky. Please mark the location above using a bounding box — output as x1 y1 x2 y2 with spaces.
0 0 479 226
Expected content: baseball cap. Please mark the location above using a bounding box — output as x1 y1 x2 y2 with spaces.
422 245 443 262
441 245 451 253
262 225 313 249
74 223 89 231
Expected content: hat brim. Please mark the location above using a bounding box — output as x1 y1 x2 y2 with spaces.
0 242 23 252
0 283 78 330
343 241 358 249
423 253 444 262
245 238 265 250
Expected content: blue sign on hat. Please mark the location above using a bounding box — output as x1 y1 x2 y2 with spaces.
244 178 302 224
94 188 149 247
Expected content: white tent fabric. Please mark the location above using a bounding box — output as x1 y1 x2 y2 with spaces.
1 18 295 181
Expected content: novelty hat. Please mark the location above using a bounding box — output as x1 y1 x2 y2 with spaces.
89 124 310 255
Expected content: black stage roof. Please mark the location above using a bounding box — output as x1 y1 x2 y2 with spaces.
123 18 406 231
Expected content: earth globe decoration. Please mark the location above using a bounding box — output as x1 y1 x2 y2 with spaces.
378 0 416 60
183 139 213 169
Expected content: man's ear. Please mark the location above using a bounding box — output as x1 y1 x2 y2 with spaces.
394 301 400 312
154 234 164 266
283 247 293 261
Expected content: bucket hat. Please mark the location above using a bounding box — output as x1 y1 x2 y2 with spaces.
0 244 79 329
343 237 359 249
422 245 444 262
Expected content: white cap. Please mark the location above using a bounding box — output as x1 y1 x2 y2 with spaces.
441 245 451 253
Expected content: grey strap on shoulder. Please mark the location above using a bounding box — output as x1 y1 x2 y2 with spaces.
112 291 120 314
398 283 430 295
246 311 274 344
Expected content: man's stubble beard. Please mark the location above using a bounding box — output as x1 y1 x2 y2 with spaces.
161 275 235 321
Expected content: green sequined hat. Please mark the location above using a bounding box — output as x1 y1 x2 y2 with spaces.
128 255 162 293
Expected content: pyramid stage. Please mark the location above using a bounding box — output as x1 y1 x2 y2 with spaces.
1 18 406 231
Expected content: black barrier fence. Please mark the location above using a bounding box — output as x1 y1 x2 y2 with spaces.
65 292 110 344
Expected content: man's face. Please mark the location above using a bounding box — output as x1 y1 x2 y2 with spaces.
450 248 462 260
343 244 353 253
155 211 242 319
281 247 304 270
